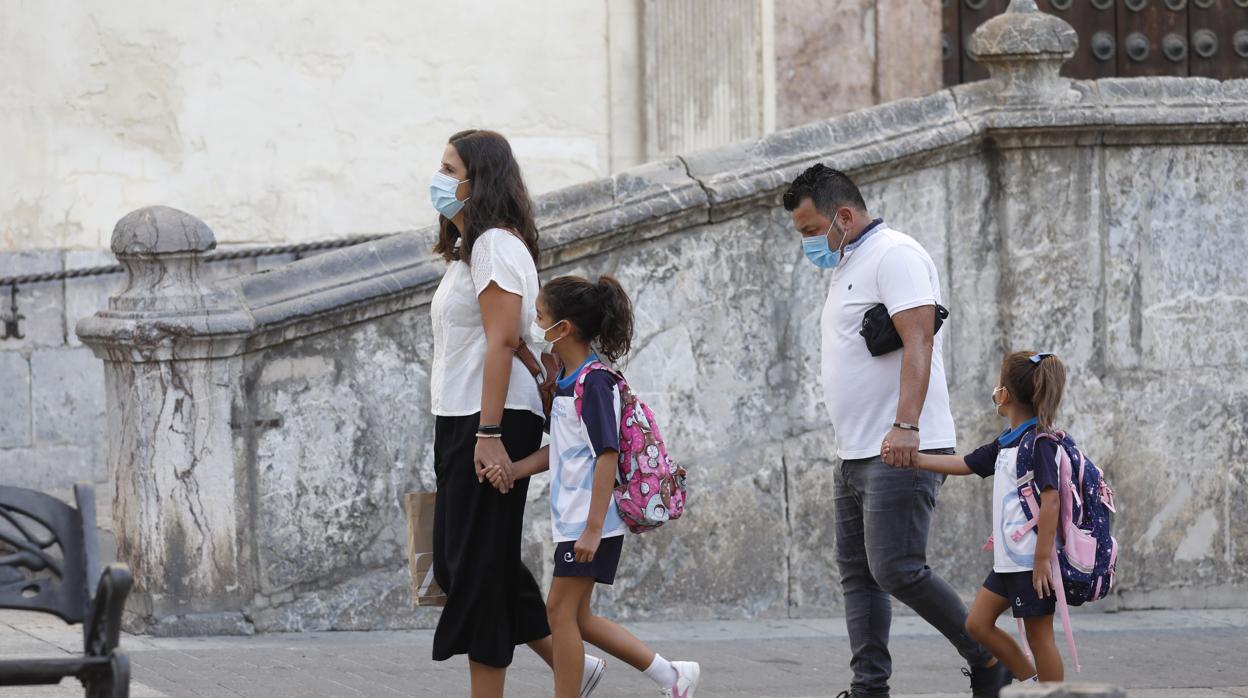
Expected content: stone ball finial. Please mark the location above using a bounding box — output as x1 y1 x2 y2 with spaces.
112 206 217 257
968 0 1078 98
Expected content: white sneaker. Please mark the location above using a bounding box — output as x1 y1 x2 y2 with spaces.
659 660 701 698
580 655 606 697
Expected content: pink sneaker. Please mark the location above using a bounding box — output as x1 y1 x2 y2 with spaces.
659 661 701 697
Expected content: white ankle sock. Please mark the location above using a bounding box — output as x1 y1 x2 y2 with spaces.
643 654 678 687
583 654 600 676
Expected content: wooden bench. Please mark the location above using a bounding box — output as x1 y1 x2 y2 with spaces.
0 483 132 697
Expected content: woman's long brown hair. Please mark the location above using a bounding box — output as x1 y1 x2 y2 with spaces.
432 129 539 264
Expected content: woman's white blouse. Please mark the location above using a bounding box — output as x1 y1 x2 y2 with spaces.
429 228 544 418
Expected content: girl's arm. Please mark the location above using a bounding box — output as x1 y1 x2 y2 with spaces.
484 446 549 491
883 442 972 475
1032 488 1061 598
573 450 619 563
513 445 550 479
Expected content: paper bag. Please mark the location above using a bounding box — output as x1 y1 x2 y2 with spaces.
404 492 447 607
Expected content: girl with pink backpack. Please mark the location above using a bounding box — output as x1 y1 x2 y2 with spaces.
483 275 698 698
885 350 1118 691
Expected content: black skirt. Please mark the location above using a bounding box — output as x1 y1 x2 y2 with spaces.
431 409 551 667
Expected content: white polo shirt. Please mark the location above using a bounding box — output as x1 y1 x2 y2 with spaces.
820 224 956 460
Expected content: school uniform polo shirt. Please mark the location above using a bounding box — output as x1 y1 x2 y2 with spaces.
964 418 1061 573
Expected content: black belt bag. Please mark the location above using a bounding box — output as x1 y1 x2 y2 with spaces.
860 303 949 357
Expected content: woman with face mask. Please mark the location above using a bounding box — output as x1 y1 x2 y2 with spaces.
426 130 605 697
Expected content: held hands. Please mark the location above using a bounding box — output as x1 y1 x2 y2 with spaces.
474 437 515 493
573 526 602 563
881 426 920 469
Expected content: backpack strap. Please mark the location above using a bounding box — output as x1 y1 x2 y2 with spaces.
572 360 622 420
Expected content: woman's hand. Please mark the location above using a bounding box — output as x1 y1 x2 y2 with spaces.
1032 557 1054 599
474 437 515 493
573 527 602 563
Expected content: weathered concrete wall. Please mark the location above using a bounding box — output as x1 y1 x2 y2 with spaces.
221 128 1248 631
140 90 1245 633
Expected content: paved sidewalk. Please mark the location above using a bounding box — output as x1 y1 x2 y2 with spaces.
2 609 1246 697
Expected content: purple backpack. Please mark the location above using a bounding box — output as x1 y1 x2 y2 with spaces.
573 361 687 533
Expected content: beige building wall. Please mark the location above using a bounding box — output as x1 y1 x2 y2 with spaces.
1 0 940 252
0 0 645 250
774 0 942 129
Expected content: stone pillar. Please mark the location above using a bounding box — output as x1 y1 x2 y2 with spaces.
77 206 257 635
642 0 774 158
967 0 1078 101
1002 684 1128 698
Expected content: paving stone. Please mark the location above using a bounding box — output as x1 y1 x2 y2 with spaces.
2 609 1244 697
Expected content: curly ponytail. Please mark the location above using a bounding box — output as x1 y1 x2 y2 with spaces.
541 274 635 363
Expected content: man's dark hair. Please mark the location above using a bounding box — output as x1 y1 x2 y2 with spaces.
782 164 867 216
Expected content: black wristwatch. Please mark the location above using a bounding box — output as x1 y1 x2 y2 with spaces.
893 421 920 432
477 424 503 436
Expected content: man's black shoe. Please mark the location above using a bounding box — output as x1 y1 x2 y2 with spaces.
965 660 1014 698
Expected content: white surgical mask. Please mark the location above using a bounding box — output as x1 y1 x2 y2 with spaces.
529 319 564 354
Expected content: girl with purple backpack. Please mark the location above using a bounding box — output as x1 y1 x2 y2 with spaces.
885 351 1071 688
483 275 701 698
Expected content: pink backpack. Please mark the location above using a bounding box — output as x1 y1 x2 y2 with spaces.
573 361 687 533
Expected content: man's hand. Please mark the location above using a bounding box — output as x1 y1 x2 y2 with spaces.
574 527 602 563
882 426 919 469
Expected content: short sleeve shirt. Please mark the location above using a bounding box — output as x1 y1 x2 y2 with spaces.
820 226 957 459
428 228 544 418
546 358 627 543
963 419 1061 572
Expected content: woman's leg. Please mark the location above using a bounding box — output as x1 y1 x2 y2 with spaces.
468 660 506 698
576 590 656 671
965 587 1036 680
548 576 595 698
1022 615 1063 682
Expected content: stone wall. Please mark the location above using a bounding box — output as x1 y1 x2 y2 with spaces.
72 6 1248 634
75 51 1248 634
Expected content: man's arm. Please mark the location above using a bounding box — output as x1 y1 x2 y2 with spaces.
881 304 935 468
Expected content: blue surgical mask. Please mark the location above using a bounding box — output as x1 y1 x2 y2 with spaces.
430 172 469 218
802 220 849 269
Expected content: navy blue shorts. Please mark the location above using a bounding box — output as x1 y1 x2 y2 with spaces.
984 570 1057 618
553 535 624 585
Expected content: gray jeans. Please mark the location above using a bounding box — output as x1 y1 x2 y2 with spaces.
834 450 993 696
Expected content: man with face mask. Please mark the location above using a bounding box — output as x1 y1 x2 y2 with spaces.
784 164 1012 698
